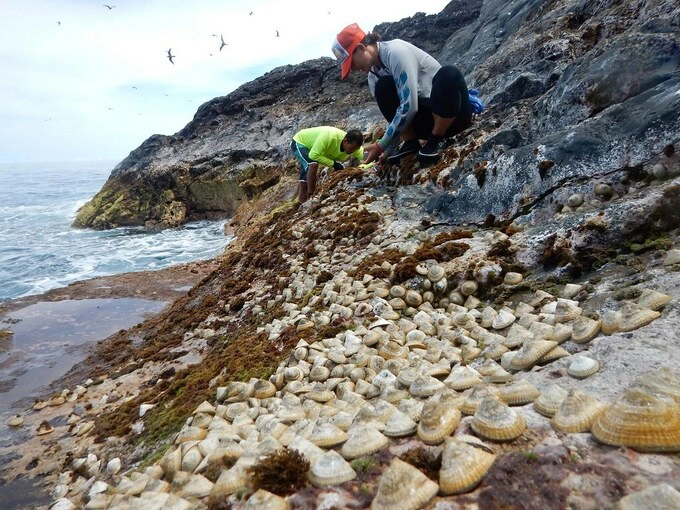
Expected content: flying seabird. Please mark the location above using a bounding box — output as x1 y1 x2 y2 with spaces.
276 30 279 37
249 11 254 15
167 48 175 64
220 35 227 51
103 4 115 9
57 21 61 26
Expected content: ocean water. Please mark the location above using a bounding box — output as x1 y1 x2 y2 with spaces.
0 161 232 301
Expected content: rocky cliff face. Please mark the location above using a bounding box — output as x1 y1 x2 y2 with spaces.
72 0 485 229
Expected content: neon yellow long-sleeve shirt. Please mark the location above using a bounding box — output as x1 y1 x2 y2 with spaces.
292 126 363 168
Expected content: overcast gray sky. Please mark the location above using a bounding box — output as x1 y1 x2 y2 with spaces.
0 0 450 164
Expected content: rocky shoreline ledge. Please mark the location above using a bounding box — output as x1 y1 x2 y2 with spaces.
2 165 679 509
3 0 679 507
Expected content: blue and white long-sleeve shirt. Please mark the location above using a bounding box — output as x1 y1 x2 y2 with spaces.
367 39 442 151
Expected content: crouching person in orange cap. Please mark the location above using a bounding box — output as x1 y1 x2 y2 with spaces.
332 23 475 166
291 126 364 203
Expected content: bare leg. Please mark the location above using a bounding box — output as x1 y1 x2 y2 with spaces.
307 163 319 197
432 113 455 136
298 181 308 203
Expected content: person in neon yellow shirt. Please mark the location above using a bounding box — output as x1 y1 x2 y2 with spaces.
291 126 364 202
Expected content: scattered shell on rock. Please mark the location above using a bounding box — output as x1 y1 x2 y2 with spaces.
636 289 671 311
562 283 583 299
509 339 558 371
417 399 462 445
618 302 662 332
309 366 331 383
492 310 516 330
243 489 290 510
591 387 680 452
308 450 356 487
478 359 513 384
405 290 423 307
383 410 417 437
8 415 24 427
567 193 584 208
410 375 446 398
567 355 600 379
613 483 680 510
288 435 326 464
340 425 389 459
569 315 601 343
663 249 680 266
499 379 540 406
593 183 613 197
503 272 523 285
444 365 483 391
551 389 607 434
635 367 680 403
471 397 526 441
390 285 407 298
600 309 623 336
36 420 54 436
555 300 581 323
427 265 446 283
533 384 568 417
539 344 570 363
461 385 502 416
460 280 478 297
370 458 439 510
439 437 496 495
308 422 348 448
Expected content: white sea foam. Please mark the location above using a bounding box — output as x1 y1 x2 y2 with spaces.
0 161 233 301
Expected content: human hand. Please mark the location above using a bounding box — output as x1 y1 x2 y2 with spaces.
363 143 384 164
333 161 344 171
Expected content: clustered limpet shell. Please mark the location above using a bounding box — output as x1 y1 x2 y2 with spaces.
551 389 606 434
591 387 680 452
533 384 568 417
417 400 461 445
471 397 526 441
567 355 600 379
308 450 356 487
439 437 496 495
370 458 439 510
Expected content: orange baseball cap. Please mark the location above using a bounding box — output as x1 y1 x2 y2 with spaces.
331 23 366 79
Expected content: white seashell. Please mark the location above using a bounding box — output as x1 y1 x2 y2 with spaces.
534 384 568 417
340 426 389 459
471 397 526 441
308 450 356 487
428 265 446 283
492 310 516 330
567 356 600 379
434 278 448 294
460 280 478 296
383 410 417 437
503 272 523 285
371 458 439 510
439 437 496 495
601 309 623 335
569 315 601 343
8 415 24 427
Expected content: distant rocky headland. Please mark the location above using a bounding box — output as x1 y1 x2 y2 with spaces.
4 0 680 509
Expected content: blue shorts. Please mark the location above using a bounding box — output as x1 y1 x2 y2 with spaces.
291 140 314 182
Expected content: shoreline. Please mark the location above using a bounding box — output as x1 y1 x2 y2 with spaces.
0 258 222 314
0 257 223 509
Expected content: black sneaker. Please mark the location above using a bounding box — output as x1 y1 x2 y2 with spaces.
387 139 421 164
418 135 452 160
